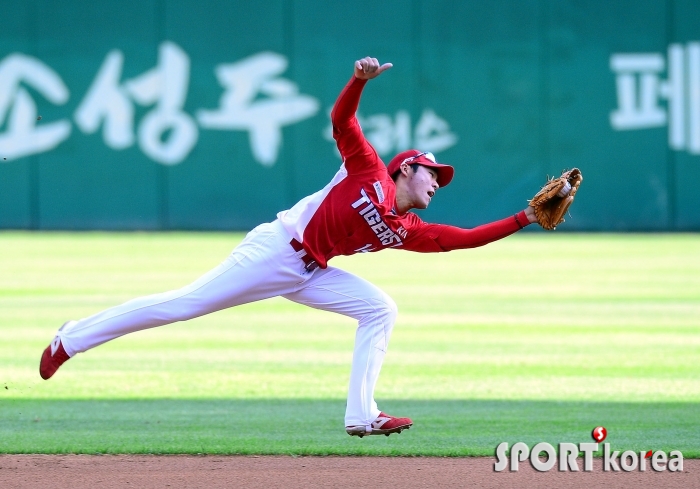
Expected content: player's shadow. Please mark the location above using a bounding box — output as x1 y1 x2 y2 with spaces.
1 398 697 456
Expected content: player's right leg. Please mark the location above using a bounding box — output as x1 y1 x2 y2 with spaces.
282 267 412 437
40 220 306 380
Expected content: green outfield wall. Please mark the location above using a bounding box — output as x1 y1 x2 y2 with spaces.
1 0 699 231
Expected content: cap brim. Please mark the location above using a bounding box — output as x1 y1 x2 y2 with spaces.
416 160 454 188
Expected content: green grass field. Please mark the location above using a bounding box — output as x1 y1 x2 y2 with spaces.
1 232 698 456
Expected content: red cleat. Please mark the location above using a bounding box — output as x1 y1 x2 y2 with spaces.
39 336 70 380
346 412 413 437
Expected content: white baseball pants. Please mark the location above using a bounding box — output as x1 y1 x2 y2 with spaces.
58 219 396 429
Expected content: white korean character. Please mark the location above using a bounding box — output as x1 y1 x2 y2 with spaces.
197 52 319 167
361 110 412 155
323 108 457 158
610 46 685 150
609 53 667 130
75 41 197 165
0 54 71 160
413 109 458 153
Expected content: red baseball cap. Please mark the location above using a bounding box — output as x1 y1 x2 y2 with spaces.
387 150 454 188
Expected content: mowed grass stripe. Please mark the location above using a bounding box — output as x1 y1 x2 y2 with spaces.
0 231 698 454
1 399 697 456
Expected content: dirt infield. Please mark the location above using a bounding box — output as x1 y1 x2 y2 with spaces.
1 455 697 489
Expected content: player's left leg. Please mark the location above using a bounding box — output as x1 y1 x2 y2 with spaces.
39 220 307 380
282 267 412 436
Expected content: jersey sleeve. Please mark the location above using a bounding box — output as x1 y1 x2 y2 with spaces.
331 75 385 174
402 210 531 252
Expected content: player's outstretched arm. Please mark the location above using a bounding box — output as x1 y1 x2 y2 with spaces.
412 209 535 253
354 56 393 80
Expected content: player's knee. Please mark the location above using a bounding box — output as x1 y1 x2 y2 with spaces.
387 296 398 322
376 294 398 326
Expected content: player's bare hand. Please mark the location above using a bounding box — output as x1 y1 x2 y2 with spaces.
354 57 393 80
525 205 538 224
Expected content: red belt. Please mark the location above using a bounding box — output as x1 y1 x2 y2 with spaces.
290 239 319 272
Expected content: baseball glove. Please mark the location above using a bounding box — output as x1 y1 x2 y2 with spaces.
528 168 583 230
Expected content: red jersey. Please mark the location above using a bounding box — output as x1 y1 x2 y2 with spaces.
277 76 530 269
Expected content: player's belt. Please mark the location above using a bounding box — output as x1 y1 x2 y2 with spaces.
290 239 319 272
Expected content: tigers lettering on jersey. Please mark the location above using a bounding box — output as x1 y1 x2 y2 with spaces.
351 188 403 247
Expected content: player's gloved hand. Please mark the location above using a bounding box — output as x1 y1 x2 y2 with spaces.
354 57 393 80
528 168 583 230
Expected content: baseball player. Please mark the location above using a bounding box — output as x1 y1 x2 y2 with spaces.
40 56 540 438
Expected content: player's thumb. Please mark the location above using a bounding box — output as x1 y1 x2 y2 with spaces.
377 62 393 74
